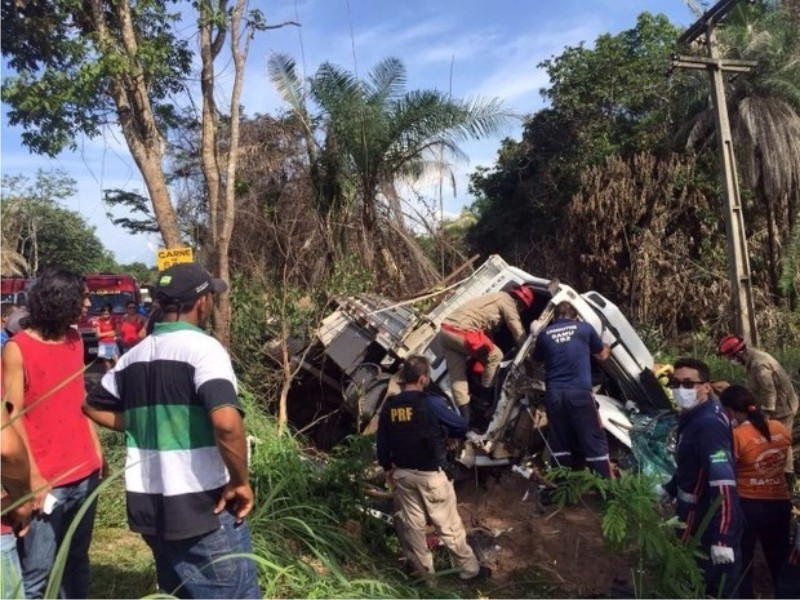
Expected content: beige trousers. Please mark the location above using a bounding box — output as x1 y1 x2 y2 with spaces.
438 328 502 407
777 413 796 474
392 468 479 577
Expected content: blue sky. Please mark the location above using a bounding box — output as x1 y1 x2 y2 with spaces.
0 0 694 266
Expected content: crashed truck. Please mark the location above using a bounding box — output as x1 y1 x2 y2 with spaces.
302 255 677 475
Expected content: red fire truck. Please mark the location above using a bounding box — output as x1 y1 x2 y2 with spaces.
78 273 141 358
0 276 32 306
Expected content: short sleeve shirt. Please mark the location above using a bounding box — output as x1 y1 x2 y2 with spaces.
533 318 603 389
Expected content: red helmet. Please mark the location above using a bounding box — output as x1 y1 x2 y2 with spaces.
718 334 746 357
509 285 535 309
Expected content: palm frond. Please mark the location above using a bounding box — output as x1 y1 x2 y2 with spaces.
267 53 307 118
365 56 406 103
780 211 800 296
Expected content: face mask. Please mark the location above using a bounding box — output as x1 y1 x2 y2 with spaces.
674 387 699 411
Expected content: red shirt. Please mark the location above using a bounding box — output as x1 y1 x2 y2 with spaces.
733 419 790 500
119 317 143 346
11 330 101 487
96 317 115 341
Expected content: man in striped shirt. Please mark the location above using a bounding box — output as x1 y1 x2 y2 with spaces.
84 263 260 599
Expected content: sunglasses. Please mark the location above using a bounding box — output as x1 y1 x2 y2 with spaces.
668 378 708 389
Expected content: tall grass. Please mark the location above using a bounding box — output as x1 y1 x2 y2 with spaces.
240 388 427 598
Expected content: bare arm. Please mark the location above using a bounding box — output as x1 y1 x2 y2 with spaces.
1 404 33 533
2 341 48 507
1 404 31 500
210 406 253 522
82 402 125 432
594 344 611 362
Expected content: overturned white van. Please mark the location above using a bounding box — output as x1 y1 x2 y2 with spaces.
303 255 674 469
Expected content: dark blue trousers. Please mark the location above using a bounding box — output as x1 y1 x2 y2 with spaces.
544 388 611 479
739 497 791 598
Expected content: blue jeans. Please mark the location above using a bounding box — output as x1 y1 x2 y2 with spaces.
142 509 261 599
17 472 99 599
2 532 25 599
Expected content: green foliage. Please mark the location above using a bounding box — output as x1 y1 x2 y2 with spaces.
103 190 160 235
326 254 376 297
270 53 512 279
312 435 376 514
1 0 192 157
228 274 276 401
1 170 117 274
550 469 706 598
239 389 422 598
117 262 158 287
781 217 800 298
469 13 684 261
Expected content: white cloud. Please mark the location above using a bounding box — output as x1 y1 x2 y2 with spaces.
469 23 601 110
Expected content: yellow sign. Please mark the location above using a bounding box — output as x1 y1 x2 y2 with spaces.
157 247 194 271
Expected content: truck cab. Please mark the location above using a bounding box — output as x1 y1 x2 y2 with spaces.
0 276 31 306
302 255 673 467
78 273 141 359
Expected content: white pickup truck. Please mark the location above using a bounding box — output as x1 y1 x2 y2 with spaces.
306 255 673 468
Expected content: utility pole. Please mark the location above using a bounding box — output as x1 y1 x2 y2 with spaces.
671 0 759 345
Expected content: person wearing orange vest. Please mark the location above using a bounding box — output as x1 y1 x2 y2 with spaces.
437 284 535 422
718 335 798 484
719 385 791 599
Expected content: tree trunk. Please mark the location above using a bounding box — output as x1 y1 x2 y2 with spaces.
89 0 181 248
136 153 182 248
197 0 228 345
214 0 250 348
87 0 182 248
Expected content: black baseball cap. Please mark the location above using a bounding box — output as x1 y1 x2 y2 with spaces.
155 263 227 305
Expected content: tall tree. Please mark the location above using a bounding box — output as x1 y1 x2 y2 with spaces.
1 0 191 247
269 55 511 288
1 170 117 274
469 13 685 265
195 0 279 346
682 1 800 299
2 0 284 344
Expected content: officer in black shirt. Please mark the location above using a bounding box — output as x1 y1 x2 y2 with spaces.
377 355 488 583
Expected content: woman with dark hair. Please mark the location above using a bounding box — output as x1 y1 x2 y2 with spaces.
118 300 146 354
1 266 103 598
94 302 118 371
719 384 791 598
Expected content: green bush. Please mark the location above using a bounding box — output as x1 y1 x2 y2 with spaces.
240 389 422 598
551 468 706 598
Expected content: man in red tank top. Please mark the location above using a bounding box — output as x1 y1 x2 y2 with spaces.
1 266 104 599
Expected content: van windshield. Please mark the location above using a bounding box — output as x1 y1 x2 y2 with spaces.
88 292 135 315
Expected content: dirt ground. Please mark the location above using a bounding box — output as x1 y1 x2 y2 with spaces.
453 470 631 598
450 470 780 599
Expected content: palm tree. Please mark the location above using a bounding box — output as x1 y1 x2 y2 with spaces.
0 199 30 275
268 54 511 288
683 1 800 298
